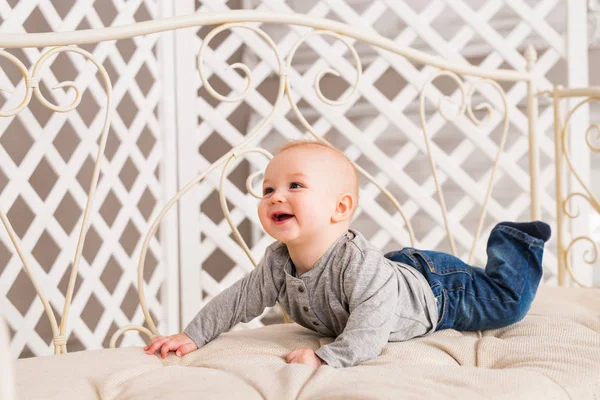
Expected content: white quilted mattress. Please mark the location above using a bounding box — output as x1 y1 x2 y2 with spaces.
14 286 600 399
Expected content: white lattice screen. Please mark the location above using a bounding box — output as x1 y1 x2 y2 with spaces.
0 0 593 357
177 0 581 326
0 0 178 357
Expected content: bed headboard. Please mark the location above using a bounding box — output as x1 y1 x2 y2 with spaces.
0 10 597 356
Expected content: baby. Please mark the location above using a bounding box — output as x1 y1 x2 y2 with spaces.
145 141 549 368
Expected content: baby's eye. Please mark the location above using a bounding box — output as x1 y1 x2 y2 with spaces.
263 187 274 196
289 182 303 189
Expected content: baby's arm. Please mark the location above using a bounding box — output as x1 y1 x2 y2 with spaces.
146 247 281 357
314 251 398 368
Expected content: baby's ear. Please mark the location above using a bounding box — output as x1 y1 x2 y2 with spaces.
331 193 354 223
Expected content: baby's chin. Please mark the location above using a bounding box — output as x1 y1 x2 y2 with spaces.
261 228 292 243
266 229 306 245
270 233 296 244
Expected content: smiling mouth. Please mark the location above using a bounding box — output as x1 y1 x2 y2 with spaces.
272 213 294 222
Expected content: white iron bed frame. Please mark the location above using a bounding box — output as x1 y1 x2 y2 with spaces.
0 11 598 375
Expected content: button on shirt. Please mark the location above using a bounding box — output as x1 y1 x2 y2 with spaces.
184 229 438 368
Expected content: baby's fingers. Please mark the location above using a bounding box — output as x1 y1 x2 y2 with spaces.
286 349 300 363
175 343 197 357
145 337 167 354
160 340 178 359
143 335 160 351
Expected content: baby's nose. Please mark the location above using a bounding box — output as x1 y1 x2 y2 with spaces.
270 191 285 203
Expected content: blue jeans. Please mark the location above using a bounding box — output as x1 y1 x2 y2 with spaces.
384 223 544 331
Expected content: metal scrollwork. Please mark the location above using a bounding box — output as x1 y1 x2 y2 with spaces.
0 45 113 354
561 98 600 215
565 236 599 287
284 30 416 246
0 50 32 117
564 192 594 219
419 71 509 264
197 23 284 105
558 96 600 287
585 123 600 151
132 23 292 341
219 148 273 267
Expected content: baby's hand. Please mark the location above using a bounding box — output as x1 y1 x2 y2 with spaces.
286 348 327 369
144 332 198 359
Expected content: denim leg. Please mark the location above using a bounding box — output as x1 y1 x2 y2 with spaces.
471 224 544 329
385 223 544 331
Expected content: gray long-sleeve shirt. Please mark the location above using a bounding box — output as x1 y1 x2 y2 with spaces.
184 229 438 368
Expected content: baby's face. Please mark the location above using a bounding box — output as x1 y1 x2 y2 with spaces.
258 146 342 245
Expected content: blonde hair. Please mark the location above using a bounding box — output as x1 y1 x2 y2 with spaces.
276 140 360 209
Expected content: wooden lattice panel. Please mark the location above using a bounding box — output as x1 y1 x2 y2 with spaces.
178 0 570 327
0 0 170 357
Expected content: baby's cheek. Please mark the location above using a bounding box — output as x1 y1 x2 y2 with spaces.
313 199 335 223
257 204 269 227
304 209 327 229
